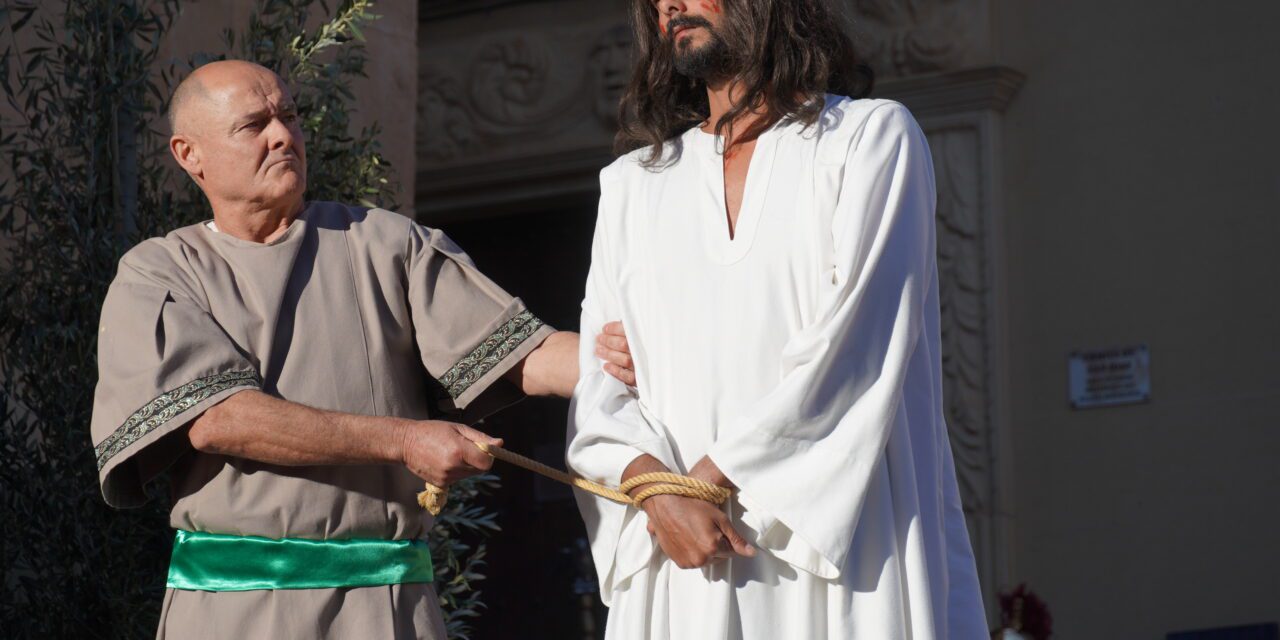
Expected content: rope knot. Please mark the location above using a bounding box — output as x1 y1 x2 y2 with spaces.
416 442 732 516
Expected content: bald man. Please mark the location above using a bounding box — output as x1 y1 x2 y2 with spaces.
90 60 634 639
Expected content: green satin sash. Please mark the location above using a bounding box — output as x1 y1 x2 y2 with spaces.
166 530 433 592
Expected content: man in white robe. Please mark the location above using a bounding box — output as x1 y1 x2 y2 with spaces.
567 0 988 637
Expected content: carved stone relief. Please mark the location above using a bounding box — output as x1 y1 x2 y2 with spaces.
920 116 1005 613
418 23 629 171
587 24 633 128
930 125 990 502
847 0 988 78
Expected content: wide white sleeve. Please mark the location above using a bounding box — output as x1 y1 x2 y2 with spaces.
567 164 680 601
707 103 938 579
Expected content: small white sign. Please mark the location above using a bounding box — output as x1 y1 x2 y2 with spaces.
1068 345 1150 409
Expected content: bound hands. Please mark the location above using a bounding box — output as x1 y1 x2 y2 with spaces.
625 455 757 569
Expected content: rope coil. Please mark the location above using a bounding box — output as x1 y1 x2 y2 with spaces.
416 442 731 516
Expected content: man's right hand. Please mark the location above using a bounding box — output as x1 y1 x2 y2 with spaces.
642 494 757 569
596 321 636 386
398 420 502 487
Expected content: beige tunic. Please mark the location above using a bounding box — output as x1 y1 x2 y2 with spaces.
90 202 554 639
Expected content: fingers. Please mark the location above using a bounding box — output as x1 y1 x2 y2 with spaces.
596 332 629 353
459 442 494 472
454 424 503 448
646 500 754 569
716 516 757 558
603 362 637 386
595 338 634 369
596 344 634 370
596 322 636 386
450 426 496 471
403 422 501 486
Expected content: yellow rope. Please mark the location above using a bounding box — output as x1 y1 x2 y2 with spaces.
416 442 731 516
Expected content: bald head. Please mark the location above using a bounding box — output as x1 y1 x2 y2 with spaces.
167 60 285 135
167 59 306 221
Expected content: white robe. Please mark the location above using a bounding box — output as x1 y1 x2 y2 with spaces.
567 97 988 639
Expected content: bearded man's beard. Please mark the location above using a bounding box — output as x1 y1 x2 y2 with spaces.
669 17 735 81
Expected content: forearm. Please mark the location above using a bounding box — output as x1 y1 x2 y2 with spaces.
507 330 580 398
188 389 405 466
689 455 734 489
622 453 672 482
621 453 675 498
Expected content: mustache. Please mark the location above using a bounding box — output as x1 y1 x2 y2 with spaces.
666 15 714 39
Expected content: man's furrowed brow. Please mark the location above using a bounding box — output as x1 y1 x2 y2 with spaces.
231 108 270 127
234 102 294 125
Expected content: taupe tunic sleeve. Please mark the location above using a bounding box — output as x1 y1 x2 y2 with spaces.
405 223 555 423
91 240 261 508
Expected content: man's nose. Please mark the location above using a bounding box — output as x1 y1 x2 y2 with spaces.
655 0 687 17
267 118 296 152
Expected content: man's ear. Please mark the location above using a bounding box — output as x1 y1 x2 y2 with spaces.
170 134 202 181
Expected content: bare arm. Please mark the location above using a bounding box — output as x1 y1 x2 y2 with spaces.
188 389 501 486
505 326 637 398
505 330 580 397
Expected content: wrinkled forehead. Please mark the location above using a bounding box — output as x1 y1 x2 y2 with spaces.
211 71 294 115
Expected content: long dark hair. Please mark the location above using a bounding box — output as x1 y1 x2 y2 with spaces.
615 0 873 164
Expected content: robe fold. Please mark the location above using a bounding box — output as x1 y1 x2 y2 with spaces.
568 97 987 639
90 202 554 639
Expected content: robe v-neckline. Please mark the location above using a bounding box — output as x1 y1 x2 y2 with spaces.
693 122 782 265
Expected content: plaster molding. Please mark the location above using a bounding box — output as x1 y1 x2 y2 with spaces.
915 107 1017 620
849 0 993 78
416 18 631 219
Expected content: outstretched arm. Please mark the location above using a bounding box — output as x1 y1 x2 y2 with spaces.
188 389 501 487
504 325 637 398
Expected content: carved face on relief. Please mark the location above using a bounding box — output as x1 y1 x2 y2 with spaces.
651 0 734 80
589 24 633 125
470 38 551 123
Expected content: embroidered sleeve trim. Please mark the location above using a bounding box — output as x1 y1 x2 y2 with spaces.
438 310 546 400
95 370 262 470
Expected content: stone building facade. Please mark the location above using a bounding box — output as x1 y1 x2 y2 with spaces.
133 1 1280 638
412 2 1280 638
